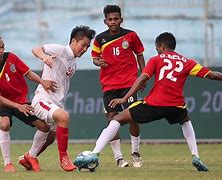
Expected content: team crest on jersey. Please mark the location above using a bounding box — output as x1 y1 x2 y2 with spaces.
10 64 16 73
122 40 129 49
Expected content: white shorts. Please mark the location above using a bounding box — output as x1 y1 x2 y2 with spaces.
32 93 60 126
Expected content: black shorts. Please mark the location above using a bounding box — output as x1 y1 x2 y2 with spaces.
0 104 38 127
129 101 189 125
103 88 138 113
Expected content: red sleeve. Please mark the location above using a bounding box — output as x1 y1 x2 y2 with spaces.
91 39 102 58
196 67 210 77
131 32 144 55
142 57 156 78
10 53 30 75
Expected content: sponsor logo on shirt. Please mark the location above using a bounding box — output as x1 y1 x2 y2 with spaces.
66 67 74 77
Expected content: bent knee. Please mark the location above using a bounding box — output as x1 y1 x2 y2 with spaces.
0 117 10 131
52 109 70 125
59 111 70 124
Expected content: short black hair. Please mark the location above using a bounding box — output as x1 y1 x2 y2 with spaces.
103 5 121 18
155 32 176 50
0 37 4 45
69 25 96 44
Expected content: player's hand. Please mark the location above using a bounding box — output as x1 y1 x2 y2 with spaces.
97 58 108 67
17 104 34 116
42 55 56 68
42 80 58 93
108 98 126 108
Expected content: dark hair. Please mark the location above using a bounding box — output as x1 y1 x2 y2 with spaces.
0 37 3 45
103 5 121 18
155 32 176 50
69 25 96 44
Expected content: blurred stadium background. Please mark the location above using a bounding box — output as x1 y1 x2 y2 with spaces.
1 0 222 141
1 0 222 70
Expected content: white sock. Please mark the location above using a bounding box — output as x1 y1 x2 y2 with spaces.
29 130 49 158
0 130 11 166
110 139 122 160
182 121 199 157
93 120 121 154
131 135 140 153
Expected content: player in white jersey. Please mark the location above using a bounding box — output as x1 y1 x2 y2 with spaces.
33 43 77 109
19 26 96 172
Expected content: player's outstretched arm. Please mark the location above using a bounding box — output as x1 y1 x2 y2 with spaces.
206 71 222 80
25 71 57 92
0 95 19 108
0 96 34 116
109 73 149 108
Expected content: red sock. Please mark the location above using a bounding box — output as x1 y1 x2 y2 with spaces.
56 126 68 161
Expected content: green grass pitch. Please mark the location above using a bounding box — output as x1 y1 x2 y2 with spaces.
0 143 222 180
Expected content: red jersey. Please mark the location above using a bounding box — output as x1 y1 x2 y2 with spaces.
142 51 210 107
91 28 144 92
0 52 30 104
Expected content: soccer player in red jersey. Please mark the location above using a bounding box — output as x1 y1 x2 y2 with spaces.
83 32 222 171
91 5 145 168
0 37 56 172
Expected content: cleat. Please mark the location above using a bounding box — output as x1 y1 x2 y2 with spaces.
73 153 99 172
192 155 209 172
60 155 76 172
117 158 129 168
18 155 32 171
24 152 40 172
4 162 16 173
132 152 142 168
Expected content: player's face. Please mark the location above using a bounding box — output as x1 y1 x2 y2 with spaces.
71 36 91 58
104 12 123 35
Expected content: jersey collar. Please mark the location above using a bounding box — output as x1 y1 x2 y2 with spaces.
65 45 75 58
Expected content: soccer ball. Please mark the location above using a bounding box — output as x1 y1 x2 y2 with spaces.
73 151 99 172
77 151 92 157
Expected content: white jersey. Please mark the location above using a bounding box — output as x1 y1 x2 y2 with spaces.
35 44 76 108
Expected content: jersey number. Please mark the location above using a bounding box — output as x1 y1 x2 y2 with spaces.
158 59 183 82
113 47 120 56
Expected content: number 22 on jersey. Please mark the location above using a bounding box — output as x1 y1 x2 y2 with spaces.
158 59 184 82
